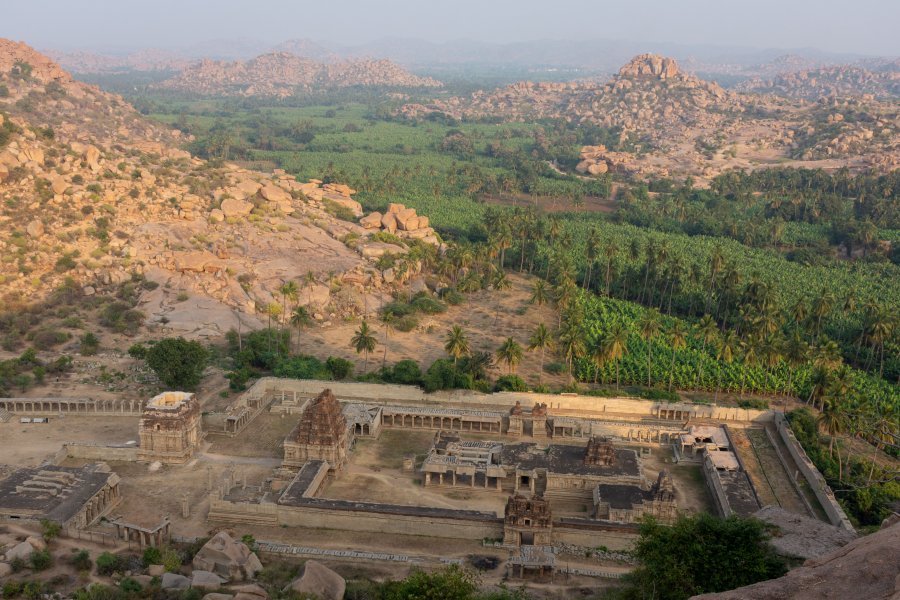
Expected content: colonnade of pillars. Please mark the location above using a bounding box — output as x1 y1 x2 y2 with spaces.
383 413 501 433
423 471 504 490
0 399 143 415
80 483 121 527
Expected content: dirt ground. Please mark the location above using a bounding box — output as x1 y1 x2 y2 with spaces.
293 272 570 388
0 415 139 467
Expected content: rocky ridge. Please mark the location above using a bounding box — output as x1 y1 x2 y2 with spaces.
0 40 431 336
155 52 442 97
736 64 900 100
401 53 900 180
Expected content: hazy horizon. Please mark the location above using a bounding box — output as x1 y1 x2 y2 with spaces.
3 0 899 58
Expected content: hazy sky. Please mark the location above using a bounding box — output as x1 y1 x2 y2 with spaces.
3 0 898 56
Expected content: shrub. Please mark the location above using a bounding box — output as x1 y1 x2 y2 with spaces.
386 359 422 385
40 518 61 541
440 288 465 305
2 581 22 598
410 296 446 314
325 356 354 380
95 552 122 576
394 315 418 332
494 375 527 392
118 578 142 595
544 362 567 375
423 359 473 393
71 549 92 572
141 546 161 567
80 332 100 356
30 549 52 571
127 344 147 359
32 328 69 350
272 354 329 380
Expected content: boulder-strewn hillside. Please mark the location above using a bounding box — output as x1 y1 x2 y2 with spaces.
154 52 442 97
736 64 900 99
690 517 900 600
402 53 900 181
0 41 425 337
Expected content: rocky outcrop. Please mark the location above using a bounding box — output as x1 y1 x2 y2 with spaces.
191 532 263 582
358 203 438 245
155 52 442 97
690 518 900 600
618 53 680 79
0 39 72 83
284 561 345 600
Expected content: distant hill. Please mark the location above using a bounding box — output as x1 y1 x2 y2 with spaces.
153 52 442 97
736 65 900 99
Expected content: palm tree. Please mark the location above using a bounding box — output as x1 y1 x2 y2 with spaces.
740 338 759 398
715 330 739 401
602 323 629 391
668 322 688 392
496 337 524 375
694 314 719 388
444 325 470 365
589 338 607 384
528 323 553 385
380 313 394 370
266 302 283 353
638 309 662 387
559 320 586 384
279 280 299 329
817 397 846 462
303 270 316 306
602 241 619 296
782 331 810 399
351 321 377 373
289 305 312 354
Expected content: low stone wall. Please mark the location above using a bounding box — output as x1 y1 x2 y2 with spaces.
702 453 733 517
554 519 639 550
208 496 503 540
244 378 773 423
64 443 140 462
774 413 854 531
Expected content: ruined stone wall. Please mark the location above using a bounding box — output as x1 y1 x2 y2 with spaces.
702 453 734 518
774 413 854 531
554 521 638 550
246 378 773 424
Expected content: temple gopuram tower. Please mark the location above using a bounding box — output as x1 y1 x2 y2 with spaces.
283 389 349 471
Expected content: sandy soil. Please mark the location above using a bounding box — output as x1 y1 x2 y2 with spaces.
0 415 139 467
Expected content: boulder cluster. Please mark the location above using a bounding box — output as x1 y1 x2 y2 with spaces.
359 203 439 245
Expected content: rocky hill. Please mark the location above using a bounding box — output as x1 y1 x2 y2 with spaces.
736 64 900 99
690 517 900 600
402 53 900 181
155 52 442 97
47 48 191 73
0 40 427 338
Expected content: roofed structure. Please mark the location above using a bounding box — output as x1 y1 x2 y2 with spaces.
284 389 349 471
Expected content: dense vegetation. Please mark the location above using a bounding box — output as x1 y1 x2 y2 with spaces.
606 513 787 600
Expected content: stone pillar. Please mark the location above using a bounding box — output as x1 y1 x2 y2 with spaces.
181 495 190 518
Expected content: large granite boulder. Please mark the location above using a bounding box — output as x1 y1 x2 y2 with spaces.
284 560 345 600
191 570 228 589
161 573 191 590
192 532 262 582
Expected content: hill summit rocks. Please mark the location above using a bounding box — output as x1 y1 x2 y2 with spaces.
0 39 71 84
618 53 680 79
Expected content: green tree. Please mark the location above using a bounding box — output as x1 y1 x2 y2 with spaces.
289 305 312 354
383 565 478 600
496 337 524 375
668 322 688 391
527 323 553 385
145 337 208 390
626 514 786 600
602 322 630 390
444 325 470 365
638 309 662 387
350 321 377 373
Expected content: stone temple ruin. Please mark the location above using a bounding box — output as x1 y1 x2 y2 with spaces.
283 389 349 471
137 391 202 464
0 464 120 529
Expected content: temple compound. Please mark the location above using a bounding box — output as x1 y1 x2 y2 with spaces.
0 464 121 528
504 494 556 579
137 391 202 464
421 433 644 506
283 389 349 471
594 470 678 524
